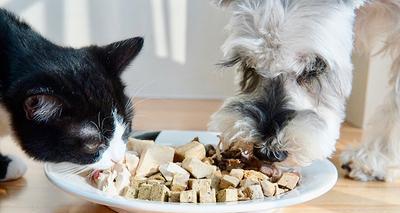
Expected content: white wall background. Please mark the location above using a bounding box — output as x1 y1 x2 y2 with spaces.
0 0 236 99
347 34 393 128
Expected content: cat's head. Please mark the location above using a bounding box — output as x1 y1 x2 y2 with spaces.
0 9 143 169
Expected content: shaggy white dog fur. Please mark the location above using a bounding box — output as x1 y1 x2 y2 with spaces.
209 0 400 181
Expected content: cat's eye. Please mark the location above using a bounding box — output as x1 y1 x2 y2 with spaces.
82 141 102 154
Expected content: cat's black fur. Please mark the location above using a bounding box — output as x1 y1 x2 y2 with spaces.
0 8 143 177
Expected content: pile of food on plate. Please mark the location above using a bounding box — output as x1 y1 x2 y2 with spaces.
88 137 300 203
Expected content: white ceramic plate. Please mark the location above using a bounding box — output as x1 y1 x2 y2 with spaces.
44 130 337 213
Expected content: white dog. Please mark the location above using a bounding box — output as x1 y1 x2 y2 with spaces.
209 0 400 181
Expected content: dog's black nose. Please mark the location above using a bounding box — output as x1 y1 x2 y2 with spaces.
254 147 288 162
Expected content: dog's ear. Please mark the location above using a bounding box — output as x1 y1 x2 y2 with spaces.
350 0 368 9
211 0 237 8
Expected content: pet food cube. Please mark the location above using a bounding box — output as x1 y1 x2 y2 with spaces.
148 173 166 182
230 169 244 180
147 179 165 185
122 186 138 199
169 191 181 202
275 187 286 195
260 180 276 197
165 181 172 187
209 170 222 190
159 162 190 181
114 167 131 194
217 189 238 202
244 185 264 200
130 177 147 188
277 172 300 190
243 170 269 181
237 188 251 201
219 175 240 189
137 183 153 200
125 151 140 175
202 157 214 165
150 184 170 201
127 138 154 155
182 158 215 179
180 190 197 203
188 179 211 192
171 173 190 191
135 144 175 177
239 178 259 188
199 188 216 203
175 140 206 161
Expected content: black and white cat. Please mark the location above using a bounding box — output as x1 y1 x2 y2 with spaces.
0 9 143 181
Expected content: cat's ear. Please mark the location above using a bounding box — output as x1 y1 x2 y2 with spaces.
95 37 144 76
24 95 62 122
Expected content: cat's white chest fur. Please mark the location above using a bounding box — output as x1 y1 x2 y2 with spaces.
0 104 11 137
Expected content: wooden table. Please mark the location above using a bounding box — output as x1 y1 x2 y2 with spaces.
1 99 399 213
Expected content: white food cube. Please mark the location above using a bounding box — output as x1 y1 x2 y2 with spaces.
230 169 244 180
122 187 138 199
217 189 238 202
275 187 286 195
260 180 276 197
243 170 269 181
137 183 153 200
277 173 300 190
239 178 259 188
182 158 215 179
188 179 211 192
125 151 140 175
244 185 264 200
100 170 118 196
169 191 181 202
159 162 190 181
180 190 197 203
148 173 166 182
150 184 170 201
199 188 216 203
114 165 131 194
219 175 240 189
135 144 175 177
171 173 190 191
127 138 154 155
175 140 206 161
209 171 222 190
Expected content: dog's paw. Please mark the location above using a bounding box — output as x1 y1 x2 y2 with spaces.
341 149 386 181
0 155 27 181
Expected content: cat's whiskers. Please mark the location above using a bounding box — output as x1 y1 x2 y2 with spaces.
89 120 103 141
131 82 152 99
52 162 91 176
132 97 149 108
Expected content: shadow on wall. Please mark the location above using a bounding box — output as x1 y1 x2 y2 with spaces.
0 0 236 99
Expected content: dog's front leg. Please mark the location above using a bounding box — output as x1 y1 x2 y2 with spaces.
342 76 400 181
